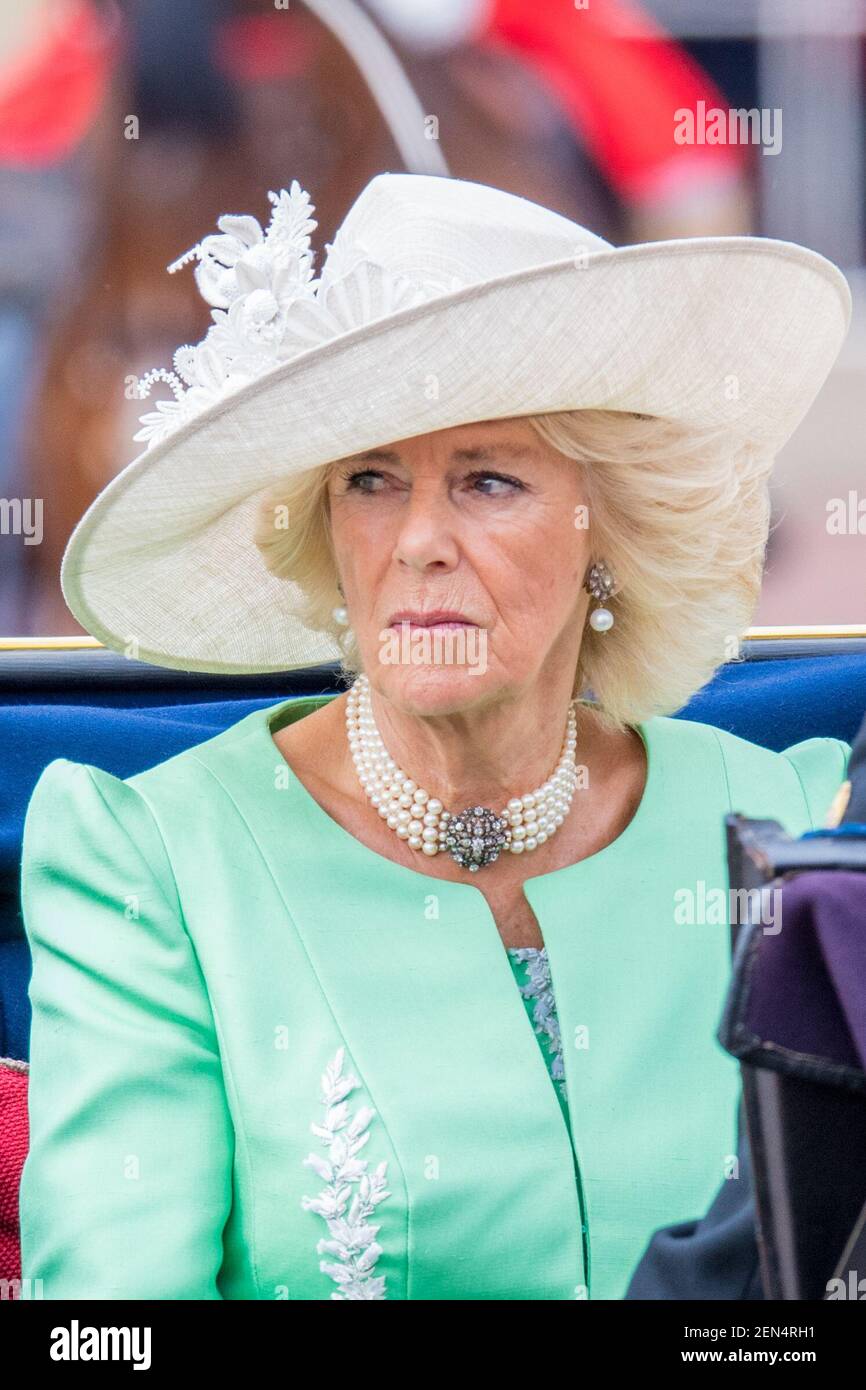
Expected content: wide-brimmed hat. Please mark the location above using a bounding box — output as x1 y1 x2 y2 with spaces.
59 172 851 674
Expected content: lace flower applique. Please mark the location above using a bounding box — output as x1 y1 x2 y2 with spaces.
300 1045 391 1300
509 946 568 1096
133 181 442 451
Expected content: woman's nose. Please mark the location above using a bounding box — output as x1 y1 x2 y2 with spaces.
390 482 461 572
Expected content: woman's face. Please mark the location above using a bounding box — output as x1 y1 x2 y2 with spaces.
326 417 594 714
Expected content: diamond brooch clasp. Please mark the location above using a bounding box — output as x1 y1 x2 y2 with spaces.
442 806 512 872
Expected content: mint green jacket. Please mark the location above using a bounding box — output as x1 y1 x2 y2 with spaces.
18 697 850 1300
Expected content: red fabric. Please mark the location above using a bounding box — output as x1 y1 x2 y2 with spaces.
0 0 117 166
482 0 745 203
212 12 314 83
0 1060 28 1295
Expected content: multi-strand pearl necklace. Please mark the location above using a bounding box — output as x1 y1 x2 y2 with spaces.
345 674 579 873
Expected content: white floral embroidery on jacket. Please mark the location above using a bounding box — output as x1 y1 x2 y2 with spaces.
300 1045 392 1299
508 947 569 1101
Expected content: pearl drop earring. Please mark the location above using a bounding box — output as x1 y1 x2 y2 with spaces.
585 560 617 632
332 580 349 627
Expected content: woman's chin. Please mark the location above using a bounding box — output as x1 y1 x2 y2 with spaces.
366 662 500 715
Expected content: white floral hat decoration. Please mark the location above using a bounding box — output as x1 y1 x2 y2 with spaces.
59 172 851 673
133 182 434 451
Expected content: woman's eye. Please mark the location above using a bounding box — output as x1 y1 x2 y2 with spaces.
466 470 524 496
341 468 386 493
337 467 524 497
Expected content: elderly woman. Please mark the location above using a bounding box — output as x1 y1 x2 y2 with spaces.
18 174 852 1300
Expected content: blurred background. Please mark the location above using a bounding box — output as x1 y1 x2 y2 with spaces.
0 0 863 638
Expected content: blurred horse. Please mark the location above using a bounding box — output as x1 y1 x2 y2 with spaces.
22 0 617 634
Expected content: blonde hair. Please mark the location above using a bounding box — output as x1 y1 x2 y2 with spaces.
253 409 773 730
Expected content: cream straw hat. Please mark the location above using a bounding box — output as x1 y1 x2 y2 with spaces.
59 172 851 673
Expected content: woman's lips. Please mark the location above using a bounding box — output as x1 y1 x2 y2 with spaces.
389 620 475 630
387 610 478 629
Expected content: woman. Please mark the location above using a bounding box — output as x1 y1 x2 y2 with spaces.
19 173 853 1300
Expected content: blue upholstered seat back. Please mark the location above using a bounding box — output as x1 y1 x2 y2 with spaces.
3 653 866 1061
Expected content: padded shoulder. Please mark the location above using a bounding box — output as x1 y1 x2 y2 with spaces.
777 735 851 829
21 757 183 924
666 717 851 835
